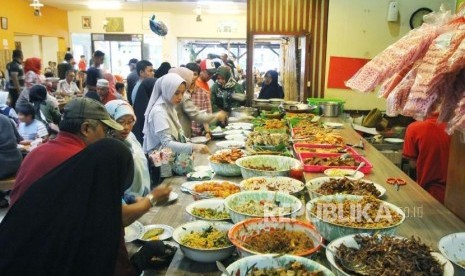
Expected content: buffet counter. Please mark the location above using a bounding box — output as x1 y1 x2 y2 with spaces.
135 117 465 276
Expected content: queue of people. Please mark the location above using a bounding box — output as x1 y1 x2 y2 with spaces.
0 44 455 276
0 48 250 275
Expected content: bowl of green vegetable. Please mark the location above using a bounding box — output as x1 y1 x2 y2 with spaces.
185 198 231 221
172 220 235 263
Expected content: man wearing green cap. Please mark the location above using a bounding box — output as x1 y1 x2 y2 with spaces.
10 97 124 205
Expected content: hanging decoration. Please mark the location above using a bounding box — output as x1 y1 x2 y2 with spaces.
149 15 168 37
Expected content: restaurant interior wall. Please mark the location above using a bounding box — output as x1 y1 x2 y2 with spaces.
0 0 69 71
326 0 456 110
67 10 246 69
246 0 329 103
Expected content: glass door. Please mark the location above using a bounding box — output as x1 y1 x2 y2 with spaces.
92 34 143 76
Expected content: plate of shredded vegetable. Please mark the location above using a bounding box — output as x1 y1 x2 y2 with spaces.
228 218 323 258
224 190 302 223
223 254 334 276
185 198 231 221
172 221 235 263
306 194 405 241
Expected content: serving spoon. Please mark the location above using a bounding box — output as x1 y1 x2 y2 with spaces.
344 161 365 177
321 243 369 275
216 261 232 276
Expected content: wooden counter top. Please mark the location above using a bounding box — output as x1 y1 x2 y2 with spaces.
136 119 465 276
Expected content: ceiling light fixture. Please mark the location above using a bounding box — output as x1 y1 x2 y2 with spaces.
198 1 235 5
194 5 202 22
205 8 241 14
30 0 44 16
87 1 121 10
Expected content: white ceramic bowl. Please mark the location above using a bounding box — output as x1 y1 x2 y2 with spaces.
306 176 386 199
222 254 335 276
239 176 305 195
235 155 301 178
172 220 235 263
185 198 230 221
190 136 210 144
327 234 454 276
306 194 405 241
209 149 247 177
438 232 465 275
224 190 302 224
228 218 323 258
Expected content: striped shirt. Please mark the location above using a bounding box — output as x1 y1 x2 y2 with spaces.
190 87 212 136
18 119 48 140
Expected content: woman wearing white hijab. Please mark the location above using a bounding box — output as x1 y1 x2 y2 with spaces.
143 73 209 179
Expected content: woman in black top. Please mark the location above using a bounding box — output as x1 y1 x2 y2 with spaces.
258 70 284 99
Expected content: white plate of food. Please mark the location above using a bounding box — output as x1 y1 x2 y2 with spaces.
140 224 174 241
323 168 365 179
224 129 251 136
216 140 245 149
124 221 144 242
438 232 465 274
225 134 247 141
190 136 210 144
384 138 404 144
226 123 253 130
154 192 179 205
324 122 344 129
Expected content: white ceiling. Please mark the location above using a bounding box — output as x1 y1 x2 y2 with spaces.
37 0 247 14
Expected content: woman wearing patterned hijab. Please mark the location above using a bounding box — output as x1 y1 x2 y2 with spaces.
210 65 245 113
143 73 209 178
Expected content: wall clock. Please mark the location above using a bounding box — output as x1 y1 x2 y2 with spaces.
410 8 433 29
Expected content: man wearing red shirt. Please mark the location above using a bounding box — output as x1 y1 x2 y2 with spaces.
195 59 216 94
10 97 123 206
403 113 451 203
78 55 87 72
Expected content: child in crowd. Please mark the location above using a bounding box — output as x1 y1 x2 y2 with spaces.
16 103 48 144
115 82 127 100
0 92 19 124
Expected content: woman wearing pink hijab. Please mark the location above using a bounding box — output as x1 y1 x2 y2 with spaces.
24 57 44 89
103 72 121 100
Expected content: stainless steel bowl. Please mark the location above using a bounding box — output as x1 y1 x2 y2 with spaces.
253 99 270 107
284 103 317 113
320 102 342 117
231 107 258 118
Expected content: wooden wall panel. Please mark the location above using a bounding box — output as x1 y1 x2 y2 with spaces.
445 132 465 221
247 0 329 100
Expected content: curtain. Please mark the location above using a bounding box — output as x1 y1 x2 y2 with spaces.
280 37 298 101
